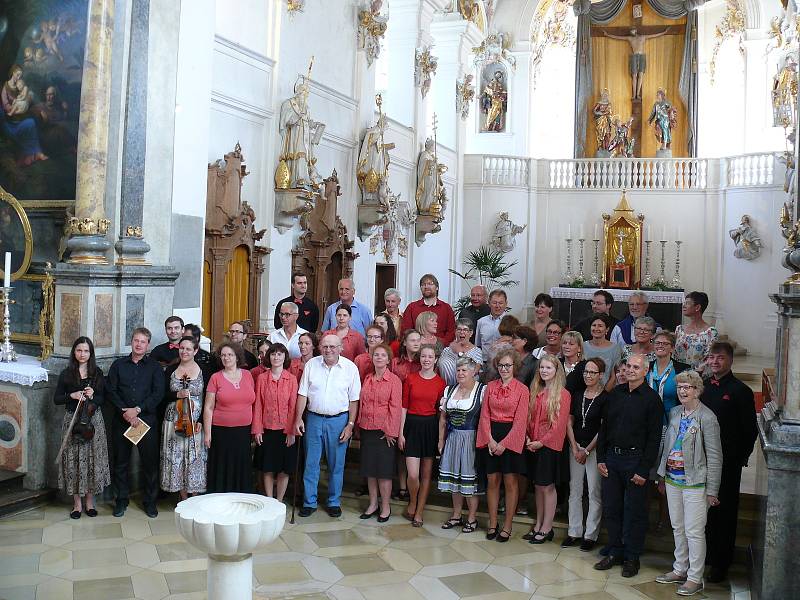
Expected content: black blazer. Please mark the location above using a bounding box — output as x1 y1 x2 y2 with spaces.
53 368 105 412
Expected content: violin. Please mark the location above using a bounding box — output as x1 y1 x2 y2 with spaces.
72 391 96 442
175 374 200 438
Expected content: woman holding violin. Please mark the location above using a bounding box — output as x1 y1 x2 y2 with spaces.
161 336 207 499
54 337 111 519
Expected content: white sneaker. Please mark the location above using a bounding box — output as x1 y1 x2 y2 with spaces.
655 571 688 584
676 580 704 596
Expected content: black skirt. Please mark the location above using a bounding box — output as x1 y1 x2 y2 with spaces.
207 425 253 493
482 421 527 475
359 428 397 479
403 414 439 458
526 446 562 486
253 428 298 475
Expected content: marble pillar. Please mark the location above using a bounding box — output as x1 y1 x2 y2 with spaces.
752 284 800 599
67 0 115 265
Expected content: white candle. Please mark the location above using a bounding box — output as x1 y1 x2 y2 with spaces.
647 225 652 241
676 226 681 241
579 224 585 239
3 252 10 289
594 224 599 240
567 224 571 239
661 225 667 241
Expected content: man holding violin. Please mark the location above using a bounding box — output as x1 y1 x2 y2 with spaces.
107 327 165 518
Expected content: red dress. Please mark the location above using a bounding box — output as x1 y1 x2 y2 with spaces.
323 328 366 362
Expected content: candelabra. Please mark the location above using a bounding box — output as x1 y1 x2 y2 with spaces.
577 238 585 282
0 287 17 362
563 237 573 283
671 240 683 289
656 240 668 286
589 238 601 286
642 240 654 287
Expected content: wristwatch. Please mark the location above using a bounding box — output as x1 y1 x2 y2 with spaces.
583 448 590 456
348 421 355 426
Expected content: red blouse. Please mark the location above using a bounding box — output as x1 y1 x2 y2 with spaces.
357 369 402 437
207 370 256 427
323 328 366 362
288 358 305 383
390 356 421 383
354 353 374 382
477 378 529 454
250 364 268 381
402 372 447 416
251 369 298 435
527 388 571 452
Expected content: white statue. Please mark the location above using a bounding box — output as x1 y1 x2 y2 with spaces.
729 215 763 261
275 70 325 190
415 138 440 214
414 47 438 99
356 113 394 203
456 74 475 121
491 211 527 253
358 1 388 66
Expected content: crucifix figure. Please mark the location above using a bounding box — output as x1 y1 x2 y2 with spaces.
614 229 628 264
603 27 669 99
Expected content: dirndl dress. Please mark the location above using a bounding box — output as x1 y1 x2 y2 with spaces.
438 382 486 496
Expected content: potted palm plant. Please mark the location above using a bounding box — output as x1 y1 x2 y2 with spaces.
448 245 519 313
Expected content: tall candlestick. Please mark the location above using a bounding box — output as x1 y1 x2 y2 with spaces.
3 253 10 289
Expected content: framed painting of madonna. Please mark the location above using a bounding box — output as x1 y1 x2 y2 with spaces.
0 0 88 201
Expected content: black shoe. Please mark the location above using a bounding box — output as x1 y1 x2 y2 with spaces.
529 530 554 544
70 510 81 520
486 527 498 541
522 529 538 541
359 508 378 520
85 507 98 518
561 536 581 548
594 555 624 571
706 567 727 583
113 500 127 518
299 506 317 518
599 544 611 556
327 506 342 518
579 539 596 552
144 504 158 519
377 511 391 523
622 559 640 578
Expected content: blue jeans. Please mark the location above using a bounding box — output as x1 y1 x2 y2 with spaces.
303 412 349 508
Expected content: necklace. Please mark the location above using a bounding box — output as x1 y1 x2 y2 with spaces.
581 391 598 429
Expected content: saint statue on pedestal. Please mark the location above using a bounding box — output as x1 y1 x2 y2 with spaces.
480 69 508 132
592 88 613 156
356 113 394 205
648 88 677 153
415 138 443 216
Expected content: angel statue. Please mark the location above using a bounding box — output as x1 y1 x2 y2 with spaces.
275 65 325 190
647 88 677 153
492 212 527 253
608 115 635 158
456 74 475 121
729 215 763 261
480 70 507 132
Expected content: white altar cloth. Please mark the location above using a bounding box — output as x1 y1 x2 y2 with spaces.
0 355 49 387
549 287 685 304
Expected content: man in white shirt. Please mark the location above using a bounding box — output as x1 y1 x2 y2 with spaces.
293 334 361 517
270 302 307 359
475 289 507 349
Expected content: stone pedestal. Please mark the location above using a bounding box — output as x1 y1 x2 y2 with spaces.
752 285 800 599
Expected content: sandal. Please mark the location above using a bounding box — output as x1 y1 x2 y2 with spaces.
441 517 463 530
402 510 414 522
497 529 511 543
461 520 478 533
486 527 498 541
412 519 424 528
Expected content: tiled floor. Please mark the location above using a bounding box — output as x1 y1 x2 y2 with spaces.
0 498 750 600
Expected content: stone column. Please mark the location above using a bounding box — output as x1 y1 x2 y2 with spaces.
66 0 115 265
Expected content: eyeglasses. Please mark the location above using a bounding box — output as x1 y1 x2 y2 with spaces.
279 312 294 317
497 363 514 370
228 329 244 334
634 327 654 334
583 370 601 376
677 384 696 390
366 335 383 340
654 341 672 347
320 344 340 350
546 329 562 335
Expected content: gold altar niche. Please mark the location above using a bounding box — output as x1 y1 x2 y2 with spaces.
601 191 644 288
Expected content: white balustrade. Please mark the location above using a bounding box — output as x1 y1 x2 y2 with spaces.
725 152 778 187
548 158 708 190
482 155 530 187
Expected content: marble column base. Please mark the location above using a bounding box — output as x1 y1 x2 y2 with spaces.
65 234 112 265
114 236 152 265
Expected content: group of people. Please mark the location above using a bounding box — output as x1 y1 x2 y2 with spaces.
53 273 757 596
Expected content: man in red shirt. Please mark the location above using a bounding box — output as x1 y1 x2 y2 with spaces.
401 274 456 344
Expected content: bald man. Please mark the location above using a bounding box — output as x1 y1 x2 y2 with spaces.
320 279 373 336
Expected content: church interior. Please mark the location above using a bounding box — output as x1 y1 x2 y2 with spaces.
1 0 800 598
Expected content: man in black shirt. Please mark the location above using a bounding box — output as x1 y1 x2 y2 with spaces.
149 315 184 368
457 285 489 343
107 328 165 518
273 272 319 332
701 341 757 583
227 320 258 369
595 353 663 577
573 290 619 341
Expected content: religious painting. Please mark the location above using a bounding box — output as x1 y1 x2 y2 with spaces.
0 0 88 201
0 186 33 280
479 63 508 133
9 272 55 360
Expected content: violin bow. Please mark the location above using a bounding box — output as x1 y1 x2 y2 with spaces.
55 395 84 465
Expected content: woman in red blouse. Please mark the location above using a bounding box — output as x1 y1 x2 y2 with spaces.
252 343 298 502
250 338 273 381
357 344 402 522
399 344 446 526
354 325 384 381
374 313 399 356
477 348 530 542
524 353 570 544
391 329 422 383
324 304 365 361
289 331 317 383
203 343 256 493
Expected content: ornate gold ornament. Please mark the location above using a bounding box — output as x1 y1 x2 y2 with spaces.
472 31 516 69
125 225 143 238
531 0 575 88
709 0 745 85
414 46 438 98
456 74 476 121
286 0 305 17
67 216 111 236
358 2 388 67
0 186 34 282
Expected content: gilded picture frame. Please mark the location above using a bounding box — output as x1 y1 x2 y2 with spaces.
0 186 34 282
9 271 56 361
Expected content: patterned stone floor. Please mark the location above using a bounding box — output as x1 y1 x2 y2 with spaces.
0 498 751 600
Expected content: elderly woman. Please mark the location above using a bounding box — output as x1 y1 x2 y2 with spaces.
582 314 622 390
656 370 722 596
477 349 529 542
622 316 658 363
512 325 539 387
533 319 564 359
355 324 385 381
438 356 486 533
674 291 718 371
400 344 447 526
482 315 520 382
532 293 555 346
358 344 402 522
324 304 366 361
416 310 440 348
289 331 317 383
204 343 256 492
563 357 607 551
439 318 483 386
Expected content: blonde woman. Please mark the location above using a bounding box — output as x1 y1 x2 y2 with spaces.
415 311 441 349
524 354 571 544
560 331 588 394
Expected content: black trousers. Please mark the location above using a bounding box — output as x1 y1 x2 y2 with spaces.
706 464 742 572
602 453 649 560
112 415 159 505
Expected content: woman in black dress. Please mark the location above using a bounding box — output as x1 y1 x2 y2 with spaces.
54 337 111 518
